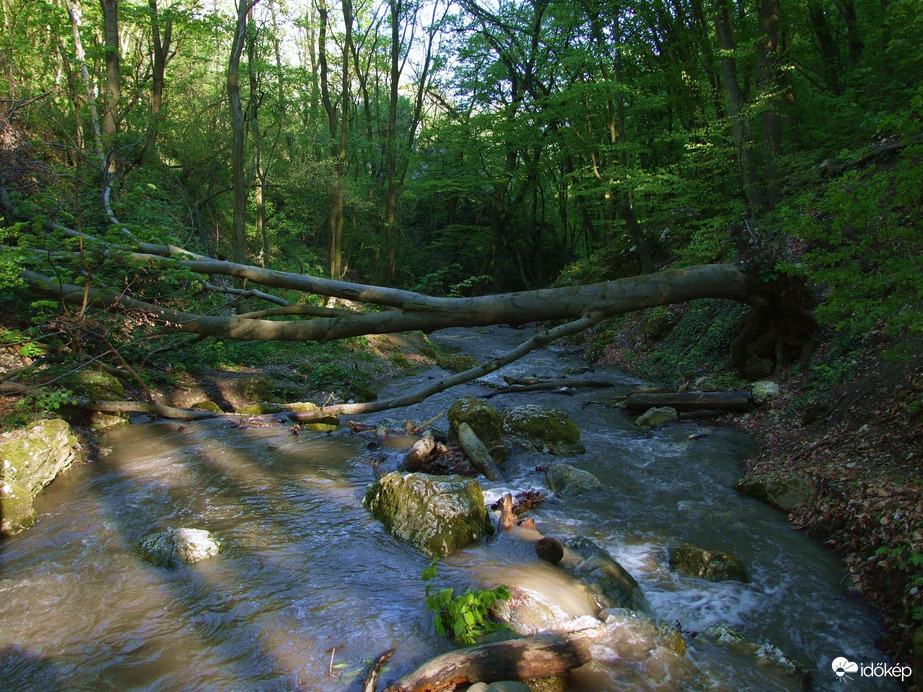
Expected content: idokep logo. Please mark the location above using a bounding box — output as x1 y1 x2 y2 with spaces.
832 656 913 683
832 657 859 681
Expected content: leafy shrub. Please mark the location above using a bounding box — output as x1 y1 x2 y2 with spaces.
422 558 511 646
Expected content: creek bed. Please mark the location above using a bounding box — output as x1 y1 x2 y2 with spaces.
0 326 894 690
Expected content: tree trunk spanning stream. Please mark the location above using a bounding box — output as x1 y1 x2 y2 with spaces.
0 327 892 691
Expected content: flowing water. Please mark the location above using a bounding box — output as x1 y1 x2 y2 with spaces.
0 326 895 690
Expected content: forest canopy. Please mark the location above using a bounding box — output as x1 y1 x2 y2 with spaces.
0 0 920 375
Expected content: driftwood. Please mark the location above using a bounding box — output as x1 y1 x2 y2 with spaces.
405 431 437 468
497 493 516 531
485 378 614 399
363 648 395 692
383 635 591 692
624 391 751 413
457 423 505 482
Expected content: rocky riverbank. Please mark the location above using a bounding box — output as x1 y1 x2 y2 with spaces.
580 312 923 686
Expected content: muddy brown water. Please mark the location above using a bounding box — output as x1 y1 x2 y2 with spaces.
0 326 896 690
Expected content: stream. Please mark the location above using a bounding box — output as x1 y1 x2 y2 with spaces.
0 326 895 691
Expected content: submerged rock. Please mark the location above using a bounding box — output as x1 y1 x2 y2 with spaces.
545 463 603 496
364 472 493 557
139 527 222 567
448 397 504 452
502 405 583 454
635 406 678 427
735 475 813 512
669 542 748 582
564 537 651 614
703 624 810 688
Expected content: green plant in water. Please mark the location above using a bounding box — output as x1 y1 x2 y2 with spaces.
421 558 511 645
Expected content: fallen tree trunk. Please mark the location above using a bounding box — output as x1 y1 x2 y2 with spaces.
23 263 761 343
483 379 615 399
624 391 751 413
383 635 591 692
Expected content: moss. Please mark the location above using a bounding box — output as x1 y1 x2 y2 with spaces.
502 406 581 453
436 353 480 373
190 400 223 413
60 368 125 400
0 418 78 494
364 472 491 557
0 480 36 535
448 397 503 449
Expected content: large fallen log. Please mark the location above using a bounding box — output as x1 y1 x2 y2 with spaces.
383 635 591 692
624 391 751 413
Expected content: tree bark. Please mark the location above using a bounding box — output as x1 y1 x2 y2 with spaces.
624 390 752 413
228 0 257 265
713 0 763 210
757 0 782 208
383 635 591 692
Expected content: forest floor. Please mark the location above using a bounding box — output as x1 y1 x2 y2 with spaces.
584 317 923 679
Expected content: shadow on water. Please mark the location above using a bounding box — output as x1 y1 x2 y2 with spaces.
0 645 64 692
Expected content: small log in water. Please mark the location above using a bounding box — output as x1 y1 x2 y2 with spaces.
457 423 504 482
624 391 751 413
383 635 591 692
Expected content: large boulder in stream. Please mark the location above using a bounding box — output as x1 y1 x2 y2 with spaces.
139 527 222 567
502 405 583 454
364 472 493 557
1 418 80 536
564 537 652 614
545 463 603 496
635 406 678 427
669 542 748 582
448 397 504 452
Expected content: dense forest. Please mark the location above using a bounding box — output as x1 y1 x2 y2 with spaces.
0 0 922 676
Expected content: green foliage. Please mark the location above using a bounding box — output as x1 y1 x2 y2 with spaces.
14 389 77 416
421 558 511 646
778 150 923 338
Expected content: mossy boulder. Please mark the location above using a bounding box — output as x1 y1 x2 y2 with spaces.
502 405 582 454
565 537 651 613
635 406 678 427
234 376 274 404
139 527 222 567
0 480 36 536
436 353 481 373
448 397 503 450
0 418 79 496
190 400 223 413
364 472 493 557
735 475 813 512
669 543 748 582
545 463 603 496
60 368 128 428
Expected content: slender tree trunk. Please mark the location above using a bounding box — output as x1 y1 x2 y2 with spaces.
713 0 763 210
806 1 841 95
99 0 120 144
63 0 103 156
840 0 864 65
147 0 172 160
382 0 402 286
757 0 782 207
227 0 255 265
326 0 352 281
247 12 268 267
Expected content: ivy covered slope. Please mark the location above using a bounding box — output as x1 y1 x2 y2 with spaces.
565 137 922 667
